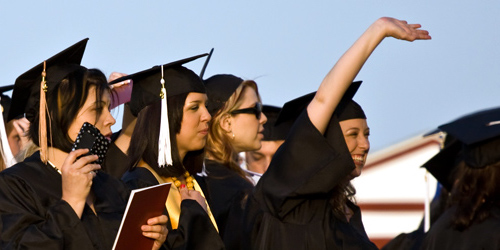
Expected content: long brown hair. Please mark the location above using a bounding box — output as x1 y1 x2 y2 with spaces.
205 80 260 180
450 161 500 231
329 179 357 219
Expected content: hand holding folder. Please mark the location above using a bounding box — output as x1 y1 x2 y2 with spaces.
113 183 171 250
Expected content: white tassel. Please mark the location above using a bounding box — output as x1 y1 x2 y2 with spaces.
0 96 17 168
158 65 173 167
423 171 431 232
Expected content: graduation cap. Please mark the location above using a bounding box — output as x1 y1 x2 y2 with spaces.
109 53 208 116
8 38 88 122
8 38 88 163
261 105 289 141
421 134 461 191
110 53 208 167
199 48 214 79
275 81 365 129
440 107 500 169
422 106 500 190
0 84 16 168
0 85 14 121
204 74 244 116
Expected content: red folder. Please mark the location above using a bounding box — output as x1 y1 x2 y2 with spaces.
112 183 171 250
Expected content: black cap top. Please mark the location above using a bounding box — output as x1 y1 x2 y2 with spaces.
8 38 88 122
204 74 243 116
423 106 500 190
0 84 14 121
110 54 208 116
261 105 289 141
275 81 365 128
438 106 500 169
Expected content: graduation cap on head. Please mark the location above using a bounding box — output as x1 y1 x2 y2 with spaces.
110 53 208 167
261 105 289 141
8 38 88 163
109 53 208 116
0 84 16 168
275 81 365 129
204 74 244 116
422 106 500 190
421 133 461 191
439 107 500 169
8 38 88 122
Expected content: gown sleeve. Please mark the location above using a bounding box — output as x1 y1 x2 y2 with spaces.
254 110 355 219
0 172 93 249
166 199 225 250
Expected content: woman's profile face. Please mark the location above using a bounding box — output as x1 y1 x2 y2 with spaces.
67 86 116 141
176 93 211 159
228 87 267 153
339 118 370 179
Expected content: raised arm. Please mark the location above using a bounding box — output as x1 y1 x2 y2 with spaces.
307 17 431 133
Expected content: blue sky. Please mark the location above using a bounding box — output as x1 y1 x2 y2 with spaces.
2 1 499 151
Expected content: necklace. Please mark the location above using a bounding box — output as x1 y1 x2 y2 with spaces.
171 171 194 190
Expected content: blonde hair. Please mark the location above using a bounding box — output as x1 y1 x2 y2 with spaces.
205 80 261 179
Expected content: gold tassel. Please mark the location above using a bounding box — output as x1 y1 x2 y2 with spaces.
39 61 48 163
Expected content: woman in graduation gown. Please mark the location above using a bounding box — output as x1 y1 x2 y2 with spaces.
119 55 225 250
198 74 267 248
421 111 500 249
0 39 168 250
243 17 431 250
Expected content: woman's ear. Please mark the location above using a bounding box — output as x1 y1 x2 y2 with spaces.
219 114 232 133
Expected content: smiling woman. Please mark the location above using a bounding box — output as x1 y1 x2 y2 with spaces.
244 17 431 250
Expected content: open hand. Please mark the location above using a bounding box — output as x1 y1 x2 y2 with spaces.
378 17 431 41
108 72 133 109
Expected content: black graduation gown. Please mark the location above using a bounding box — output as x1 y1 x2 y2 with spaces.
101 130 131 179
102 142 130 179
122 167 225 250
421 205 500 250
0 151 129 250
245 111 378 250
195 160 254 249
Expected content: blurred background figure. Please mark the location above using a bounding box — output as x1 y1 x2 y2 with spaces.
243 105 292 184
0 85 30 170
421 107 500 249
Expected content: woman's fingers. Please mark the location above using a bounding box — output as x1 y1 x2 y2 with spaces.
62 149 90 169
142 216 168 250
147 215 168 225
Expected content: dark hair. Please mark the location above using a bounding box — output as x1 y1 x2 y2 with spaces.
326 115 360 219
29 68 109 152
330 180 356 219
450 161 500 231
127 93 204 178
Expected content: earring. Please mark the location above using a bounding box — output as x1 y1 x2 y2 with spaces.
232 131 235 140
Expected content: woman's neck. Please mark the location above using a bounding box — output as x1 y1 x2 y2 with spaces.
47 147 69 169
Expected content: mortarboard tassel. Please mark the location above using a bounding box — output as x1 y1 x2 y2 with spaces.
39 61 49 164
158 65 173 167
0 98 16 167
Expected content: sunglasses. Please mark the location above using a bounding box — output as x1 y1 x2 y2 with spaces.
230 102 262 120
